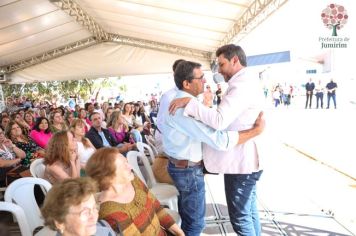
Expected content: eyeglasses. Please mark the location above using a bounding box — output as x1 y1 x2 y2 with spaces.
68 204 99 221
193 75 205 80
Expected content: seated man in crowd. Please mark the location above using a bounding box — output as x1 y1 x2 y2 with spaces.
85 112 134 154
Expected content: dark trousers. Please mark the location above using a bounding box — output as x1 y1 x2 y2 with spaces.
305 93 313 108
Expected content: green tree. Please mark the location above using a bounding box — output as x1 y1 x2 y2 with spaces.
1 76 124 104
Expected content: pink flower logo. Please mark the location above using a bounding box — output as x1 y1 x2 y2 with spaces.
321 4 348 36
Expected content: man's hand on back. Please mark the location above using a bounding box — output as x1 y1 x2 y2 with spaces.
169 97 192 115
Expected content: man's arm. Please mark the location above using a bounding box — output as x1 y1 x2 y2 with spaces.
237 111 264 144
166 110 264 152
171 84 260 131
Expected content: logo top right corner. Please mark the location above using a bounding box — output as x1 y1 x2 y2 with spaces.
321 3 348 37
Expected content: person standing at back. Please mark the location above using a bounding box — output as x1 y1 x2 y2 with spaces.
315 80 324 109
326 78 337 109
215 84 222 105
305 78 315 109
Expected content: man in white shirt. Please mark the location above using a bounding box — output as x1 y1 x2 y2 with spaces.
169 44 265 235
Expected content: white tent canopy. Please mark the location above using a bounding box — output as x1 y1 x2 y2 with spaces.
0 0 287 83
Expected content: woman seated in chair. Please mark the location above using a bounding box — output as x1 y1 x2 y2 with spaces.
50 109 68 133
29 117 52 149
86 147 184 236
106 111 135 145
0 127 26 186
24 110 36 130
40 177 116 236
44 130 80 184
11 111 31 136
5 121 45 162
121 103 143 143
70 119 95 169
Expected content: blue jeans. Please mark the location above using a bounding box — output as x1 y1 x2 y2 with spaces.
327 94 336 108
225 170 263 236
316 92 324 108
167 162 205 236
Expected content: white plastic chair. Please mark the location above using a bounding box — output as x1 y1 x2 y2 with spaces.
136 141 156 163
144 135 159 157
127 151 178 211
30 158 46 178
5 177 52 235
0 201 32 236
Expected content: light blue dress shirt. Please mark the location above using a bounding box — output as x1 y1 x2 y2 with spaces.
98 131 111 147
162 90 238 162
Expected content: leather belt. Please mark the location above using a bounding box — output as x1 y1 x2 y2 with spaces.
168 157 202 169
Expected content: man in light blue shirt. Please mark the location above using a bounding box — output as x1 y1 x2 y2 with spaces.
161 61 264 236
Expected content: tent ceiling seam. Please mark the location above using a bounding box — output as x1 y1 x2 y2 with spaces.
89 8 228 33
0 20 75 47
0 9 60 31
117 0 237 21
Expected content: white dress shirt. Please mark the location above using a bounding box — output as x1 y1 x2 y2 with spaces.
161 90 239 162
184 68 264 174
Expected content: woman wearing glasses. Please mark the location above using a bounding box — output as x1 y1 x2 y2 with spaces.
40 177 116 236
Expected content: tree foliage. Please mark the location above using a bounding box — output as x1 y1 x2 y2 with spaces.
1 77 124 103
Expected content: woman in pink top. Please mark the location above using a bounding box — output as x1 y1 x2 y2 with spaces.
29 117 52 149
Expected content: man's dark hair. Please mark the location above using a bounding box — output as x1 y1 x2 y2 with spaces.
89 112 101 121
172 59 186 72
174 61 201 90
216 44 247 67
